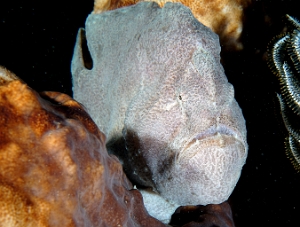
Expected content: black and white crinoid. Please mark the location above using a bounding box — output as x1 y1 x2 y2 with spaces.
268 15 300 172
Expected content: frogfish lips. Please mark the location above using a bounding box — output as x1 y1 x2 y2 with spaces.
180 124 247 161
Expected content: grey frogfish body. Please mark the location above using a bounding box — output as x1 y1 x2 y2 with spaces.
72 2 247 223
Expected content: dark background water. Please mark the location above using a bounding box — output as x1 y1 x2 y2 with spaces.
1 0 300 226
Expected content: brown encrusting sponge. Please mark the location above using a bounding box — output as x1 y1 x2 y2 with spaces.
0 67 165 227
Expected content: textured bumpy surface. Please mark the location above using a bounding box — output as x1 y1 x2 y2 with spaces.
72 1 248 221
93 0 250 50
0 67 166 227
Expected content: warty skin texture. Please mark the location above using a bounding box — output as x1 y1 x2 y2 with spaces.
72 1 248 222
93 0 251 50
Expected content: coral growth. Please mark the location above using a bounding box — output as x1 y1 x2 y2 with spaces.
0 67 165 227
